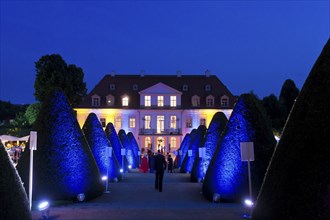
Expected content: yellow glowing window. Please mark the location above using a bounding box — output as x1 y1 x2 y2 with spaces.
170 96 176 107
145 96 151 107
122 97 129 106
157 96 164 107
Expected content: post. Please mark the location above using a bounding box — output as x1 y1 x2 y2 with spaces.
29 131 37 211
247 160 252 216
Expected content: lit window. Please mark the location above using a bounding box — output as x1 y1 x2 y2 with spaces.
145 137 151 149
200 118 206 126
115 117 122 129
205 84 211 91
192 95 200 107
157 96 164 107
145 96 151 107
122 96 129 106
170 137 177 149
157 115 165 133
144 115 151 129
186 117 192 128
206 95 214 107
129 118 136 128
170 115 176 129
170 96 177 107
100 118 106 127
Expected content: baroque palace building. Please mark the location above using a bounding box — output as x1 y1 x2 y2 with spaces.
75 71 236 154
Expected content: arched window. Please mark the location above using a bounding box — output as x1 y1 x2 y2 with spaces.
221 95 229 107
145 137 151 149
170 137 177 149
206 95 214 107
191 95 200 107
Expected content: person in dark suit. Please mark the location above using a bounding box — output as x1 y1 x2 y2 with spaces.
154 150 167 192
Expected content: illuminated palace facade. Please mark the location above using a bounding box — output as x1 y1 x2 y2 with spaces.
75 72 236 154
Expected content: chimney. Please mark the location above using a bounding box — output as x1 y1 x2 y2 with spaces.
140 70 145 77
111 70 116 77
177 70 182 77
205 69 211 77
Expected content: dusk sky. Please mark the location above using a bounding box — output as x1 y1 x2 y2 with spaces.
1 1 329 104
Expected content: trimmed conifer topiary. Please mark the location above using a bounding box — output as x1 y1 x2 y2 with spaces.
17 89 103 201
118 129 138 169
191 112 228 182
176 133 191 169
82 113 120 182
105 123 128 172
202 93 276 202
127 132 140 167
253 39 330 219
180 125 207 173
180 129 196 173
0 142 31 220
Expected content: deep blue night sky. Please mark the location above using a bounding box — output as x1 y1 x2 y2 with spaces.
0 1 329 104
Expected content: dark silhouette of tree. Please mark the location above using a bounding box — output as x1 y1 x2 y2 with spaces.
203 94 276 202
0 142 31 220
254 39 330 220
34 54 87 106
279 79 299 119
262 94 284 131
191 112 228 182
17 89 103 201
82 113 120 182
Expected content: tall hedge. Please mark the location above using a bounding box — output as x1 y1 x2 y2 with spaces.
118 129 138 169
127 132 140 166
191 112 228 182
202 94 276 202
105 123 128 172
253 39 330 220
180 125 207 173
0 142 31 220
82 113 120 182
176 133 191 168
17 90 103 201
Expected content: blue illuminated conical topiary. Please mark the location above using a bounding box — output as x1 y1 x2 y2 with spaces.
118 129 138 169
176 133 191 168
0 142 31 220
203 93 276 202
180 126 207 173
180 129 196 172
191 112 228 182
254 39 330 219
127 132 140 167
105 123 128 171
82 113 120 182
17 90 103 201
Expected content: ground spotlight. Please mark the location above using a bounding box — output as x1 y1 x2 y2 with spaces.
38 201 50 219
128 165 132 169
244 199 254 207
242 198 254 218
77 193 85 202
120 168 124 173
213 193 220 203
102 176 108 181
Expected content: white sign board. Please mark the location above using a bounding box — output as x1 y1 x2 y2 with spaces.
240 142 255 161
188 150 192 157
29 131 37 150
121 148 126 156
199 147 206 158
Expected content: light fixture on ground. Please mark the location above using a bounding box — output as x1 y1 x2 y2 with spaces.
38 200 50 219
120 168 123 173
213 193 220 203
102 176 110 193
128 165 132 169
77 193 85 202
242 198 254 218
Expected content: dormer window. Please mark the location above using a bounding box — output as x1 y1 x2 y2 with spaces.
91 94 100 107
205 84 211 91
106 94 115 106
182 84 188 91
110 84 116 91
191 95 200 107
122 96 129 106
206 95 214 107
221 95 229 107
132 84 138 91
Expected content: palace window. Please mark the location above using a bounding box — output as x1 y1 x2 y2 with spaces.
92 95 100 107
145 96 151 107
129 117 136 128
145 137 152 149
144 115 151 129
115 116 122 129
186 117 192 128
206 95 214 107
200 118 206 126
170 115 176 129
191 95 200 107
122 96 129 106
170 96 177 107
170 137 177 149
157 96 164 107
221 95 229 107
100 118 106 127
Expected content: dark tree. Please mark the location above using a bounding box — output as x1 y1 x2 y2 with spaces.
17 89 103 201
34 54 87 106
191 112 228 182
202 94 276 202
0 142 31 220
262 94 285 131
279 79 299 119
254 39 330 220
82 113 120 182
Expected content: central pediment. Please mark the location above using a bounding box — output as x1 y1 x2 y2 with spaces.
139 82 182 95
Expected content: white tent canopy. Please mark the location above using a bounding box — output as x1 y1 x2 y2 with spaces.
0 135 29 146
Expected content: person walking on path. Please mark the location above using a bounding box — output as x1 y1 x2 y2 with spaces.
154 150 167 192
167 154 173 173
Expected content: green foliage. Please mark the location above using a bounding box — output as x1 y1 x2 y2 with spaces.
24 103 41 125
254 39 330 219
34 54 87 106
0 142 31 220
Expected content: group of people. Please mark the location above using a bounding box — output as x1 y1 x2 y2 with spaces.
139 149 174 174
6 142 24 164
